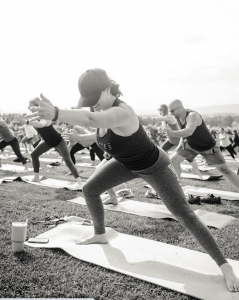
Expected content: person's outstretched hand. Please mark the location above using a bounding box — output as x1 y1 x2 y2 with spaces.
27 94 55 120
62 129 78 143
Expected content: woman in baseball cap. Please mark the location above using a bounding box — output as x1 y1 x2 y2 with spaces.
27 68 239 292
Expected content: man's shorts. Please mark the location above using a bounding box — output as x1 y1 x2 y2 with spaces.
161 139 194 163
176 141 226 166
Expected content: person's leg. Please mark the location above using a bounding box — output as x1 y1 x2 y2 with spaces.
91 143 105 161
78 158 138 244
21 136 29 153
56 139 81 185
28 137 34 151
31 141 51 181
160 139 174 153
201 145 239 190
135 149 239 292
70 143 85 164
9 138 29 169
170 152 187 179
228 144 237 157
95 158 119 205
171 142 198 180
190 159 203 179
33 139 41 148
0 139 8 151
89 147 96 166
216 163 239 188
225 145 235 159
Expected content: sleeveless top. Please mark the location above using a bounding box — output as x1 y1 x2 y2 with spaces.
176 109 216 151
36 123 62 148
96 98 159 170
0 120 15 142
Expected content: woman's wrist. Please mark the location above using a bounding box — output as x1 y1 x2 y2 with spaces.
52 106 60 122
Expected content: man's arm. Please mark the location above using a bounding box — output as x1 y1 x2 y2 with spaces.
154 115 176 125
166 112 198 138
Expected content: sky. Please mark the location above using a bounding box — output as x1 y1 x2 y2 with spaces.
0 0 239 115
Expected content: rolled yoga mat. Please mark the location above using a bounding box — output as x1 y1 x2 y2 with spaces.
67 196 236 229
25 224 239 300
0 175 84 191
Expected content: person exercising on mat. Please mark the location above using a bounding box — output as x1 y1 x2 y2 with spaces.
148 104 203 180
14 113 82 187
0 117 30 170
165 99 239 191
27 69 239 292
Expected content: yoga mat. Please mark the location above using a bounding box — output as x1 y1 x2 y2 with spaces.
76 162 96 168
184 186 239 201
0 155 17 159
25 224 239 300
181 165 216 172
68 196 236 229
181 173 223 181
39 158 62 163
0 176 84 191
0 164 34 172
81 156 100 160
65 170 94 180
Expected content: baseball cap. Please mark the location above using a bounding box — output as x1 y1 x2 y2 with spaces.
78 68 110 107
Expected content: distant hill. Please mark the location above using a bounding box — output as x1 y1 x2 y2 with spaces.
194 104 239 116
138 103 239 117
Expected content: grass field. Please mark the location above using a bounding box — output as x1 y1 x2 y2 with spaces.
0 148 239 299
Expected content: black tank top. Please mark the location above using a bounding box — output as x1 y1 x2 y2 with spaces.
96 98 159 170
36 123 62 148
176 109 216 151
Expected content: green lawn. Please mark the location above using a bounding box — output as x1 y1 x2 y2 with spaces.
0 150 239 299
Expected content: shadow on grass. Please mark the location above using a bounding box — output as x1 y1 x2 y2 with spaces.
13 250 35 263
54 189 79 201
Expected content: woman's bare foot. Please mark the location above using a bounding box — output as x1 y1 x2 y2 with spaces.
76 233 108 245
31 173 40 182
102 194 118 205
220 263 239 292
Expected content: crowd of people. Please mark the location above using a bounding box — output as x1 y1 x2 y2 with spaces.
0 67 239 292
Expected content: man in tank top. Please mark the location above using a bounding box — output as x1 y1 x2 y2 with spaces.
148 104 203 179
165 99 239 190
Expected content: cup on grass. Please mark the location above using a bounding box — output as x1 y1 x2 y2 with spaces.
11 221 27 253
